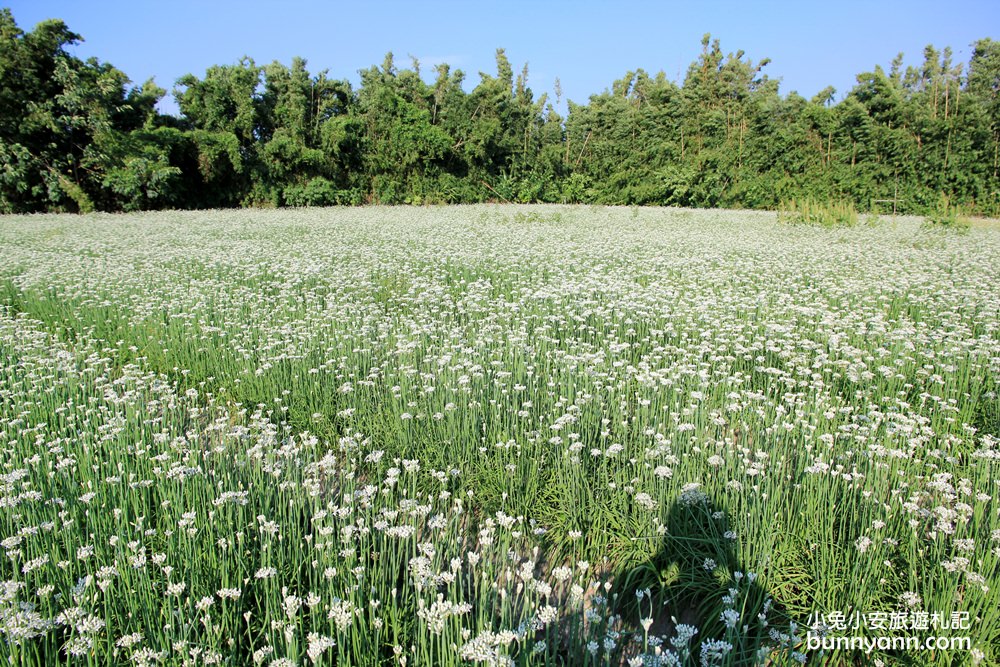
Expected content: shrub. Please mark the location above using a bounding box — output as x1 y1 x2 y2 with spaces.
283 177 356 206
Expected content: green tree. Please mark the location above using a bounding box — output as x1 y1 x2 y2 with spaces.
175 58 263 206
0 10 184 213
356 54 452 203
1 7 998 216
0 10 88 212
257 57 359 205
966 39 1000 211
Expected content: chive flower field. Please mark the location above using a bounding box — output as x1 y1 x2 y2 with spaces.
0 206 997 665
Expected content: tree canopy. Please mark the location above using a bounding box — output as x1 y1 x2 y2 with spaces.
1 10 997 215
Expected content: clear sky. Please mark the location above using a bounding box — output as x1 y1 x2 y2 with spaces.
5 0 998 116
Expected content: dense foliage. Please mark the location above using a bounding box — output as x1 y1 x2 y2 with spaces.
1 9 998 215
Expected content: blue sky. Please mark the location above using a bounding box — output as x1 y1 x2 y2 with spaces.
6 0 998 116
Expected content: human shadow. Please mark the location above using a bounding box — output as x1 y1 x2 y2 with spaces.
614 487 791 665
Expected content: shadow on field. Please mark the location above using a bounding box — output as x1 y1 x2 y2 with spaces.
614 488 787 664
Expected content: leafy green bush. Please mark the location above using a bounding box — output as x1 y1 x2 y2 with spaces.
283 177 358 206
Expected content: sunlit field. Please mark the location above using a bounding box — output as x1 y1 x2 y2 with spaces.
0 205 997 666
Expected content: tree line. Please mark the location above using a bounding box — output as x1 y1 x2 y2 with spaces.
1 9 998 215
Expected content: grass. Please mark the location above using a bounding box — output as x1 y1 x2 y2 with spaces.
0 205 996 666
924 194 972 230
778 198 858 227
